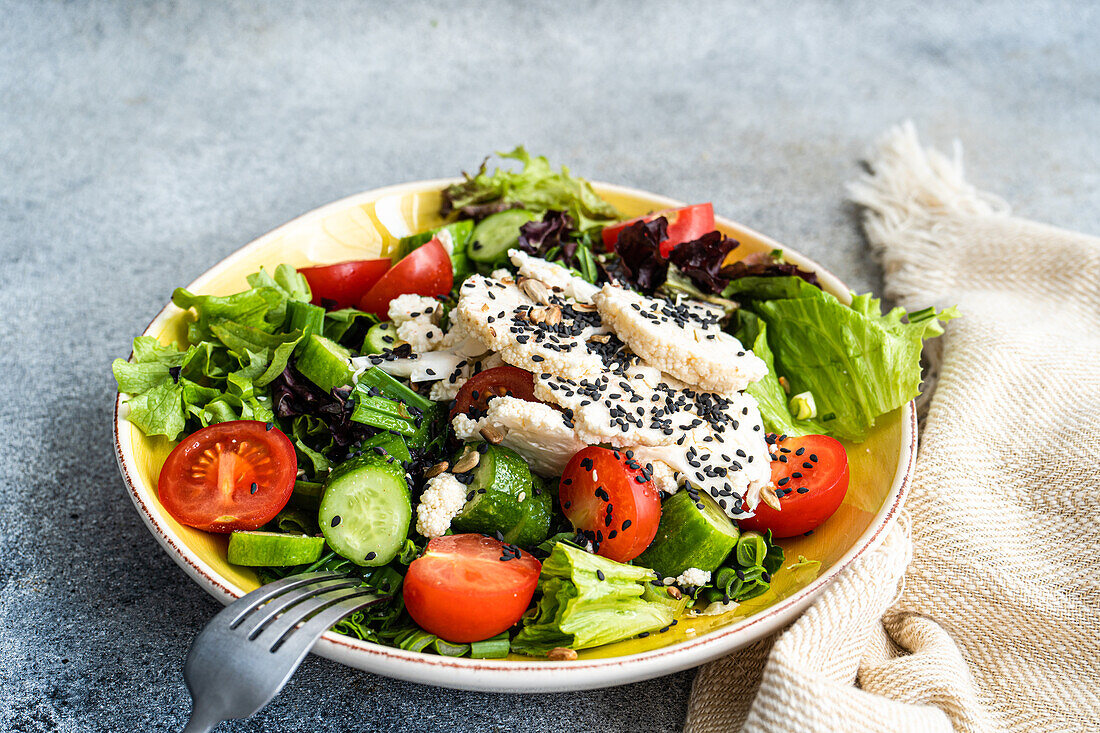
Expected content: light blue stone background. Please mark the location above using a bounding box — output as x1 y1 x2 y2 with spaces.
2 1 1096 730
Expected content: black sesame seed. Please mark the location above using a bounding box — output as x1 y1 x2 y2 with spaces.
365 552 376 561
331 515 341 526
596 570 605 581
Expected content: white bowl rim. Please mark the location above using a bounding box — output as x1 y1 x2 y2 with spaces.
113 179 916 693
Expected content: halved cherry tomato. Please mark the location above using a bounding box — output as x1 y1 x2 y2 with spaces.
358 237 453 317
403 534 541 643
558 447 662 562
602 203 715 258
300 259 391 310
451 365 540 419
738 434 850 538
157 420 297 533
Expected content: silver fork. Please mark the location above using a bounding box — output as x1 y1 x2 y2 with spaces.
181 571 387 732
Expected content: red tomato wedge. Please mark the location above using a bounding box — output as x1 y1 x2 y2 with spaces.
157 421 297 533
300 259 391 310
403 534 541 643
738 434 850 538
451 365 540 419
558 447 662 562
601 203 714 258
358 237 453 317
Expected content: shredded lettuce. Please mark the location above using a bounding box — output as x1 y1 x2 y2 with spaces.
511 542 689 655
441 147 620 232
113 266 315 439
728 276 957 441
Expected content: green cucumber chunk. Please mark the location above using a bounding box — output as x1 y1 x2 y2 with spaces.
635 490 740 577
468 209 539 263
320 456 412 566
227 531 325 567
363 322 401 354
450 443 534 538
399 220 474 281
503 475 553 547
295 334 354 393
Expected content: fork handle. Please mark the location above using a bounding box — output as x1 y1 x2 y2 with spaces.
181 700 222 733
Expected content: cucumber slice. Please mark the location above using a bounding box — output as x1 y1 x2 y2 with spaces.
295 334 354 393
227 531 325 567
635 490 740 577
468 210 539 263
319 456 412 566
503 475 553 547
451 489 524 537
466 443 531 496
363 322 401 354
450 443 535 538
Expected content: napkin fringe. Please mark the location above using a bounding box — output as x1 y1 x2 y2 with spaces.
847 121 1009 310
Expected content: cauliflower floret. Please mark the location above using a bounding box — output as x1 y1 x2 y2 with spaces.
451 396 586 477
396 319 445 353
675 567 712 588
415 473 468 538
595 284 767 393
454 274 610 379
388 294 442 325
508 249 599 303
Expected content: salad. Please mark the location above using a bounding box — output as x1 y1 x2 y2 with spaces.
114 148 955 660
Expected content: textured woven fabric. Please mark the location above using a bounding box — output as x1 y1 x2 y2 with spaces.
684 123 1100 733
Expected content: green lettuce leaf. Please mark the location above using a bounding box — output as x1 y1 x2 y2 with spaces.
116 265 310 439
729 276 957 441
733 311 824 437
511 543 688 655
441 147 620 232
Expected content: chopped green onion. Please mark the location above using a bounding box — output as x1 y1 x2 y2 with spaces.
469 633 511 659
395 629 437 653
789 391 817 420
432 638 471 657
356 366 434 412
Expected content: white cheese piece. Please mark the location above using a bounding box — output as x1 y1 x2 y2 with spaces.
454 274 613 379
451 396 586 477
595 284 767 393
508 248 599 304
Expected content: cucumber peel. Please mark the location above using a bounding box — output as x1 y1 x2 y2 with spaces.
635 490 739 578
227 531 325 567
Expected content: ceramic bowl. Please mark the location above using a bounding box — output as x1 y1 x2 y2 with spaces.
114 180 915 692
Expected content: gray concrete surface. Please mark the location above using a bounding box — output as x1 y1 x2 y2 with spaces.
1 1 1097 730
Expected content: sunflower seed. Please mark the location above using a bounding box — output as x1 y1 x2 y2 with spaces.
760 485 782 511
479 425 504 444
451 448 480 474
424 461 449 479
547 647 578 661
519 277 552 305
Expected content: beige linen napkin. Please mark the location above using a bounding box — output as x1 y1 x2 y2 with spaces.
685 123 1100 733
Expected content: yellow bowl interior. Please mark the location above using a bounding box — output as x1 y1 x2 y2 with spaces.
125 182 902 659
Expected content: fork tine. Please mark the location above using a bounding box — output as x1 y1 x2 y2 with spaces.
222 571 346 628
257 585 378 649
239 578 364 639
268 591 386 655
